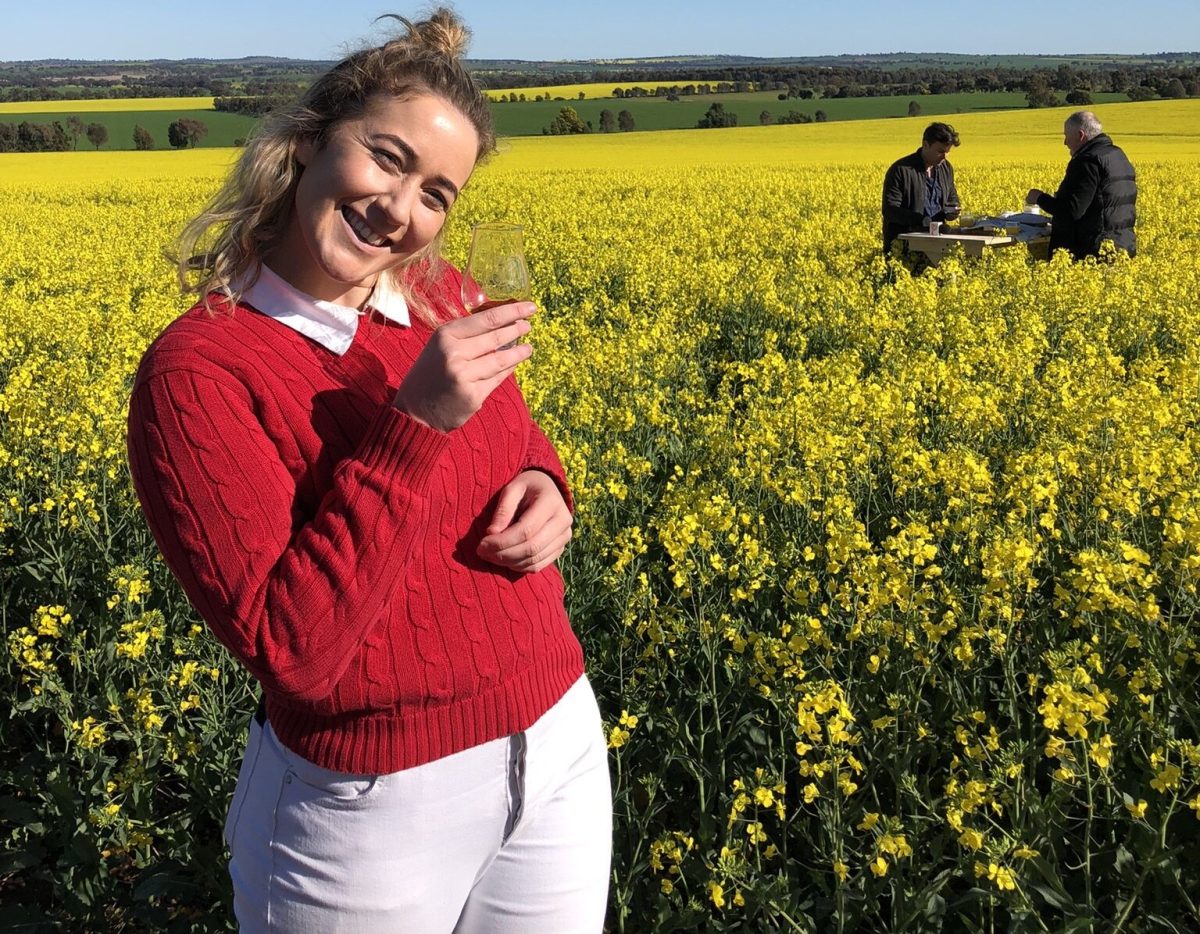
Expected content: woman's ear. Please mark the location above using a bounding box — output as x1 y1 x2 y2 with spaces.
295 137 315 168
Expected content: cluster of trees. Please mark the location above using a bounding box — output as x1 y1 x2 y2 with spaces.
756 109 829 125
699 102 828 129
0 116 114 151
697 103 738 128
166 118 207 148
540 106 635 135
1025 68 1198 107
213 81 300 116
695 101 837 129
0 116 207 152
611 81 754 98
0 120 70 152
213 95 282 116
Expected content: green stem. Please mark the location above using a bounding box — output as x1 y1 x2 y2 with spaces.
1083 748 1095 931
766 900 810 932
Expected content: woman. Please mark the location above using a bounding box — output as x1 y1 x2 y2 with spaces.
126 10 611 932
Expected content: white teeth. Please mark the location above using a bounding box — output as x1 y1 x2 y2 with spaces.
343 208 387 247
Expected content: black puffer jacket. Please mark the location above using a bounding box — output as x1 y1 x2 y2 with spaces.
1036 133 1137 259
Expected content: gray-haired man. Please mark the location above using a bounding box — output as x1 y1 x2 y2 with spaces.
1026 111 1136 260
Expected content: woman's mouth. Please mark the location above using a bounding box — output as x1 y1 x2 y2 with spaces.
342 207 389 248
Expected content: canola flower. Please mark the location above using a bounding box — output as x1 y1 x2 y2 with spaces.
3 104 1200 928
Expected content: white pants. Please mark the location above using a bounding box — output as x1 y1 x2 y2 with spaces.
224 676 612 933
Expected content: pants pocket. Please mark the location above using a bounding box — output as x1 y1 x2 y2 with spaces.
269 725 385 812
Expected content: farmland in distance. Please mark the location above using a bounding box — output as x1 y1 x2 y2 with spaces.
0 90 1134 149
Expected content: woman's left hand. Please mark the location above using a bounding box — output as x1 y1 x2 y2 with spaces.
477 470 573 573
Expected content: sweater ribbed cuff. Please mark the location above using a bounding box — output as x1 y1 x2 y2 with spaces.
523 466 575 514
355 404 451 492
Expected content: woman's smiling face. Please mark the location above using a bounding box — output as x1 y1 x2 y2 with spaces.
268 92 479 308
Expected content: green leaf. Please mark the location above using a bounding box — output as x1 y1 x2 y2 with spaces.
133 864 203 901
1145 915 1184 933
0 795 41 824
1027 879 1073 911
0 848 42 874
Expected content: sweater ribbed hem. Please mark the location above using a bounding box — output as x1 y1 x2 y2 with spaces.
266 641 585 774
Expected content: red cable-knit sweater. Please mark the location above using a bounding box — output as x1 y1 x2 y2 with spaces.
126 268 584 774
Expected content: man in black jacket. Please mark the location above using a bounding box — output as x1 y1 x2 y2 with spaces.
1027 111 1137 260
882 122 961 253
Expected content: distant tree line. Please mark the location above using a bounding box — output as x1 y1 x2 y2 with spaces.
0 76 227 103
0 61 326 103
213 94 289 116
213 81 301 116
478 62 1200 103
0 115 208 151
2 58 1197 108
1023 68 1198 107
0 114 114 151
755 109 828 126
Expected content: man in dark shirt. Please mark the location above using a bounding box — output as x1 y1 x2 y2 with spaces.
1026 111 1137 260
882 122 962 253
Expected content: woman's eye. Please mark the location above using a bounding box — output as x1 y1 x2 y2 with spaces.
423 190 450 211
373 149 401 169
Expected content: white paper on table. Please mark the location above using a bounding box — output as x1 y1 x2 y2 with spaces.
966 213 1051 242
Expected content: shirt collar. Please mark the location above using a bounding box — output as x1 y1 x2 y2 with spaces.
238 264 410 356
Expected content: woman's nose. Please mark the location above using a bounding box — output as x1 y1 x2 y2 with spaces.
376 183 415 230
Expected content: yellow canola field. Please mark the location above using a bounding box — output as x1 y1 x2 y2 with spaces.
4 100 1196 190
486 81 664 100
0 96 215 114
488 99 1200 171
0 148 235 186
0 146 237 184
3 100 1200 928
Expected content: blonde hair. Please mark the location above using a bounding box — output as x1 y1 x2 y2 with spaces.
176 8 495 323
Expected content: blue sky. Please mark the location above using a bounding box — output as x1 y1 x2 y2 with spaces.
3 0 1197 61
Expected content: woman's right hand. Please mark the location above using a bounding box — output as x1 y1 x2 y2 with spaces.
392 301 535 433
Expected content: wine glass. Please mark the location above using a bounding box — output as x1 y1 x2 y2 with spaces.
461 222 531 314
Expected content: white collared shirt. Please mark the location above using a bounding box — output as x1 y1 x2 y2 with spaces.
238 264 411 356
